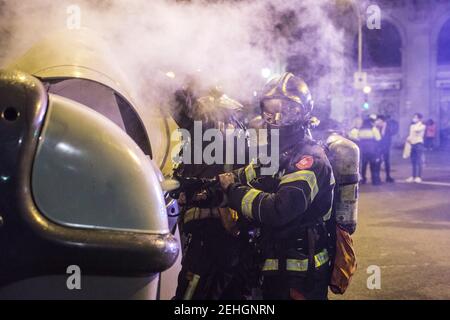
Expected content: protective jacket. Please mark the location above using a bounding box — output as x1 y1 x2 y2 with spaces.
227 139 335 283
357 126 381 155
171 89 251 300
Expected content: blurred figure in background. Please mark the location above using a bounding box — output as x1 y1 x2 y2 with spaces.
350 115 382 185
376 115 399 183
348 115 362 141
425 119 437 151
350 115 363 133
406 113 426 183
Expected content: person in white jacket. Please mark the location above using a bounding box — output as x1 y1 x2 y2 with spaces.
406 113 426 183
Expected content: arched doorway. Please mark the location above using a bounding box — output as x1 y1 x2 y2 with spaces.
354 20 402 69
436 18 450 148
438 19 450 65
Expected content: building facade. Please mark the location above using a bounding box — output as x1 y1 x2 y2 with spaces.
340 0 450 147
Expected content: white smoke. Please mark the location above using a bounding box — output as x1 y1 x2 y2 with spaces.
0 0 347 113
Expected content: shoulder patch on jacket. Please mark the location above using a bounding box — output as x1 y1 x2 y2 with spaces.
295 155 314 170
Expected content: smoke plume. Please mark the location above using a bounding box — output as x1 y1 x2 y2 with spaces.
0 0 347 113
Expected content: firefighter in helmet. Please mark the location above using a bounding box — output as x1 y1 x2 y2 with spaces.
171 85 251 300
219 72 335 300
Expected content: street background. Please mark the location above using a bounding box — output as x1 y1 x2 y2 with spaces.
332 148 450 299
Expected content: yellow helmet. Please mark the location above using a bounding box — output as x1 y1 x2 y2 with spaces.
196 89 244 129
260 72 314 127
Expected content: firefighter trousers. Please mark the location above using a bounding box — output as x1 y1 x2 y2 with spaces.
174 219 243 300
262 262 331 300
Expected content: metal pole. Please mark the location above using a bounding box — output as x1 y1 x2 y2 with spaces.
353 0 363 73
358 10 362 72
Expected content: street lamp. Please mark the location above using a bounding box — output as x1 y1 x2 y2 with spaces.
338 0 363 71
166 71 176 79
363 85 372 94
261 68 271 79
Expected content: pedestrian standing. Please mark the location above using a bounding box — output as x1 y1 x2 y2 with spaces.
357 117 382 185
406 113 426 183
376 115 398 183
424 119 436 151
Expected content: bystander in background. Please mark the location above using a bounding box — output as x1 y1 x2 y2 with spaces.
405 113 426 183
376 114 399 183
350 115 382 185
425 119 437 151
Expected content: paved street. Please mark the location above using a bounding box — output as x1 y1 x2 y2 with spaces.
332 148 450 300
